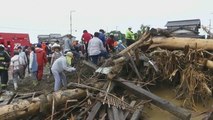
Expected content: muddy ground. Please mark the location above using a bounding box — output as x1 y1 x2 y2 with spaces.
2 62 213 120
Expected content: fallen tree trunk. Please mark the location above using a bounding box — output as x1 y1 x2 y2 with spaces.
199 59 213 70
0 89 86 120
115 78 191 120
149 37 213 50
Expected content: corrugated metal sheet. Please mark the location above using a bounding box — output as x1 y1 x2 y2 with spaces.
165 19 201 27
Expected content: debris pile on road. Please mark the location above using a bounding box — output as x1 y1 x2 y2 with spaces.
1 29 213 120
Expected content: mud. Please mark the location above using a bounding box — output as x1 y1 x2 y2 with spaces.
145 85 213 120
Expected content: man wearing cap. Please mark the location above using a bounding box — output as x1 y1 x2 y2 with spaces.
51 43 62 66
0 44 10 90
125 27 135 46
51 52 76 91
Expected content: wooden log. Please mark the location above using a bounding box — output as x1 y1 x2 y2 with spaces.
82 60 98 70
130 109 141 120
199 59 213 70
149 37 213 51
118 32 150 56
0 89 86 120
115 78 191 120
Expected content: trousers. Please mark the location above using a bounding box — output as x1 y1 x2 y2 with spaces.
37 65 44 80
52 69 67 91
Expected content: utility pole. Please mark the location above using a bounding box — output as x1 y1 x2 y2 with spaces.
70 10 75 35
209 19 211 33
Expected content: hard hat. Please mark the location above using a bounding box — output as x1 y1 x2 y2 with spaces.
65 52 73 58
0 44 5 48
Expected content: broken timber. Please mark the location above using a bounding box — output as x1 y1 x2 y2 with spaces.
149 37 213 51
82 60 191 120
115 78 191 120
0 89 86 120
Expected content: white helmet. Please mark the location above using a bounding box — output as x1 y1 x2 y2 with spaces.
0 44 5 48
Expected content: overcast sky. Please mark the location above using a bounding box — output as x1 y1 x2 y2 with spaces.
0 0 212 43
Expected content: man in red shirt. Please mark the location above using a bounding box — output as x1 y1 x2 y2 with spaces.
106 34 115 53
81 30 92 59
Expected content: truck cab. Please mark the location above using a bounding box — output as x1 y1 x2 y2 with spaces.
0 33 31 56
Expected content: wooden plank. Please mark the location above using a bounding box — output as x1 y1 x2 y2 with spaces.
107 108 114 120
86 102 102 120
115 78 191 120
130 109 141 120
128 52 142 80
118 109 125 120
82 60 98 70
112 106 121 120
123 101 137 119
86 81 115 120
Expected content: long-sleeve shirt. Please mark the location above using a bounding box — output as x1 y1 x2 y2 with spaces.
88 37 106 56
29 51 38 72
98 32 106 45
19 51 28 65
63 37 73 52
51 52 62 66
10 55 25 70
125 29 135 40
51 56 74 73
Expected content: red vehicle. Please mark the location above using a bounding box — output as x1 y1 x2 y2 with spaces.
0 33 31 56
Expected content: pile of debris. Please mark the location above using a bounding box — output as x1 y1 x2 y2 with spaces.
1 29 213 120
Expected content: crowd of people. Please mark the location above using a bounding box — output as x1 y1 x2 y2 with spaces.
0 27 136 92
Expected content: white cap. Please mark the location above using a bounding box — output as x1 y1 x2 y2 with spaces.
52 43 60 48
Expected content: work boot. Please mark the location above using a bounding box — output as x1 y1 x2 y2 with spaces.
14 83 18 90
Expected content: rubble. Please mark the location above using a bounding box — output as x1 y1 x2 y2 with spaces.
1 29 213 120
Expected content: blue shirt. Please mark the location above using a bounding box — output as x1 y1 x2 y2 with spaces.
98 33 106 45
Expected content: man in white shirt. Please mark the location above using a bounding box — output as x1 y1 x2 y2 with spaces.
88 32 108 64
18 46 28 78
51 52 76 91
10 51 25 90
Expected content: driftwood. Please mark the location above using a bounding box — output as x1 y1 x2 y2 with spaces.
199 59 213 69
149 37 213 50
0 89 86 120
107 33 151 80
115 78 191 120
